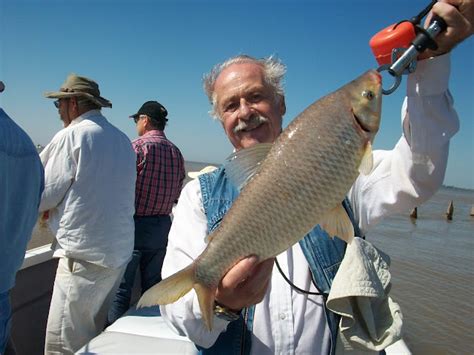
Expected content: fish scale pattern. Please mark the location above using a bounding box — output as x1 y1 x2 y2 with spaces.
196 72 380 288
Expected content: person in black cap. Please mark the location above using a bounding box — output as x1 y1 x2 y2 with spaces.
108 100 185 324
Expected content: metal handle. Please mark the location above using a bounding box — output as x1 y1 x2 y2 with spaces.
378 15 447 95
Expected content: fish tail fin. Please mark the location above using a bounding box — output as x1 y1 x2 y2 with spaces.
137 264 195 308
194 283 216 331
136 263 218 330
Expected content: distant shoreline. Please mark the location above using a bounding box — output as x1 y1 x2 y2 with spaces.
35 145 474 191
442 185 474 192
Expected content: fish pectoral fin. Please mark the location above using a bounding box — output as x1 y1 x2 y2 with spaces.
358 141 373 175
319 205 354 243
137 264 195 308
194 283 216 331
224 143 273 191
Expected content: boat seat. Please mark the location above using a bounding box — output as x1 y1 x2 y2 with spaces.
76 306 197 354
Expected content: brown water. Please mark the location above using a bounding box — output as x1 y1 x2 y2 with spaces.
366 186 474 355
28 161 474 354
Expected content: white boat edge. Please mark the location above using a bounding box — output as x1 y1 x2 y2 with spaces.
12 246 411 354
20 244 54 270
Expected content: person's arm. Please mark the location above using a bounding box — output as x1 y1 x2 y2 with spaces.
38 133 76 212
350 54 458 232
160 178 273 347
350 0 472 232
159 179 230 347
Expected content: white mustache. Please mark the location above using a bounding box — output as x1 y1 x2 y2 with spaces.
233 115 269 134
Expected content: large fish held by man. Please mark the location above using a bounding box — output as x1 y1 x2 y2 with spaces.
138 69 382 330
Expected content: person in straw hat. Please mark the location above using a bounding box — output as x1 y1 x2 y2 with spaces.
44 73 112 127
39 73 136 354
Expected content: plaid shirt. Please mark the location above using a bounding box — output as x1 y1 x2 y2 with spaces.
132 130 185 216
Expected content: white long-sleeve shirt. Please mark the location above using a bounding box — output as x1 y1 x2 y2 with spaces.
160 54 459 354
40 110 136 269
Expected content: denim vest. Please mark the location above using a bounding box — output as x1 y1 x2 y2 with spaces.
198 166 363 355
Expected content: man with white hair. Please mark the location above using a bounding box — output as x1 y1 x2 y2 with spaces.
159 2 472 354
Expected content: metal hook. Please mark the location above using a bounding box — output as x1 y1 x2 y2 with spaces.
377 65 402 95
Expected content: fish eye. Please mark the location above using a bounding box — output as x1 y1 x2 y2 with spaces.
362 90 374 100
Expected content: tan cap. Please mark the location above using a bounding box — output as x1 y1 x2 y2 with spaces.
44 73 112 108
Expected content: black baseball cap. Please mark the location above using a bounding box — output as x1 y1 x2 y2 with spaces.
130 101 168 121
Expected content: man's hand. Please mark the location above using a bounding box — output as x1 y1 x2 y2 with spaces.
214 256 275 312
420 0 474 59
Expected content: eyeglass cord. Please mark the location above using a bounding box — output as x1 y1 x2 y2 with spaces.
274 258 323 296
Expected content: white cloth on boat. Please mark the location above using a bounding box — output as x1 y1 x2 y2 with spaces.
326 237 402 353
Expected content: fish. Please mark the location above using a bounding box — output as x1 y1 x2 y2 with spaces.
137 69 382 330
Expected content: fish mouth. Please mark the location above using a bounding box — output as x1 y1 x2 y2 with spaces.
352 110 371 133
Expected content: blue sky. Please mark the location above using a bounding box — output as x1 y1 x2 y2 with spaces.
1 0 473 189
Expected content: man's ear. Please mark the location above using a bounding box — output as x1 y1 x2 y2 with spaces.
143 115 151 129
69 97 79 115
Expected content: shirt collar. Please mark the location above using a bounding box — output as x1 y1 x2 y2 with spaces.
142 129 166 138
69 109 102 127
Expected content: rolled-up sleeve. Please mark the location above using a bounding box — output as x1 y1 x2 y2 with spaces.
39 132 76 212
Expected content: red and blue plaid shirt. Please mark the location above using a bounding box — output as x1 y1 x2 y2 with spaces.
132 130 185 216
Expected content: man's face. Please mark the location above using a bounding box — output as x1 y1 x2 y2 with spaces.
135 114 148 136
214 62 285 150
55 98 73 127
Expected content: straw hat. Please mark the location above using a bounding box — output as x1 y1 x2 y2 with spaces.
187 165 218 179
44 73 112 108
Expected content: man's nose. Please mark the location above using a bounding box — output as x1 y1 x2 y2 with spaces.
237 98 252 120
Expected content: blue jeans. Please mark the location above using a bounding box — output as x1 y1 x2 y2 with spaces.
0 291 11 355
108 215 171 324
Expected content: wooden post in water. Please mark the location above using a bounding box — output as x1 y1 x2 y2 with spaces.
410 207 418 219
470 206 474 217
446 200 454 221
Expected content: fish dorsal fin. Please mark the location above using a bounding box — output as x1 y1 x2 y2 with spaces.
224 143 273 191
319 204 354 243
358 141 373 175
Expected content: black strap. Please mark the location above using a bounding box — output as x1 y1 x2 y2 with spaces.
274 257 323 296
